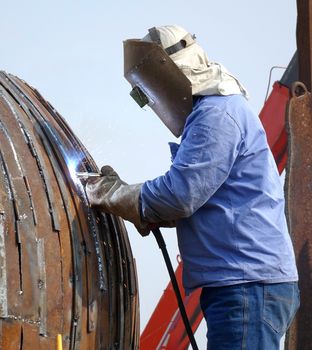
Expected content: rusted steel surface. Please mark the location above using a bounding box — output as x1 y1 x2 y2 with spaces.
284 82 312 350
0 71 139 349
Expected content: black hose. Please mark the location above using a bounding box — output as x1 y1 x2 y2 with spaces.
152 228 199 350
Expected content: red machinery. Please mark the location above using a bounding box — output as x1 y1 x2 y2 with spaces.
140 53 298 350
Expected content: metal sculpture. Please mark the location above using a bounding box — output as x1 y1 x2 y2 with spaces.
0 72 139 349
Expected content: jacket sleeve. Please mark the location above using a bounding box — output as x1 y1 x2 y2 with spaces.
140 104 243 222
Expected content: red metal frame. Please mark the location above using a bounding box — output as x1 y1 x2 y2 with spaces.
140 81 290 350
260 82 290 174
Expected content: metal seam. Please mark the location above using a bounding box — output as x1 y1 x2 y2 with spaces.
0 84 60 232
0 150 23 292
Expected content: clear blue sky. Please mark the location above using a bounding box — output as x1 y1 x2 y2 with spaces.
1 1 296 348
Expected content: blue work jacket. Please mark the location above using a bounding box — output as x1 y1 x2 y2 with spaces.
140 95 298 294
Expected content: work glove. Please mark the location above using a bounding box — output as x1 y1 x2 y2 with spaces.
86 165 151 236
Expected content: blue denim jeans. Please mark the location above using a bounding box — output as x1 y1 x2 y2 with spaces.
200 282 300 350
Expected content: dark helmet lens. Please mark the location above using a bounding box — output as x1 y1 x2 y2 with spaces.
130 86 149 108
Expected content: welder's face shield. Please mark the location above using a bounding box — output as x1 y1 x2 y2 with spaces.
123 40 193 137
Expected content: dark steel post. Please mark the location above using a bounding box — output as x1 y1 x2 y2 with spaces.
296 0 312 91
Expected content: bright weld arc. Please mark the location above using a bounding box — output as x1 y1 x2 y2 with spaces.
67 158 82 185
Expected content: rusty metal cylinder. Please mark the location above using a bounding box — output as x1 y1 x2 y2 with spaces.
0 72 139 349
285 82 312 350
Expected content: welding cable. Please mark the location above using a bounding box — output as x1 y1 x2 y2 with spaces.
152 228 199 350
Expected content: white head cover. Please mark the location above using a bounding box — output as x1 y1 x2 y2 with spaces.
143 25 248 98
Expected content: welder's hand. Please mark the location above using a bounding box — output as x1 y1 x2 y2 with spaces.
86 165 150 236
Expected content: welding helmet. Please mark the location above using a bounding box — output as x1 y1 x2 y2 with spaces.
123 26 194 137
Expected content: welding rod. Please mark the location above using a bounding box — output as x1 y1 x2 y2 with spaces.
76 172 101 178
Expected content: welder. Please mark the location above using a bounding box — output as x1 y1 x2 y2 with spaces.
86 25 299 349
